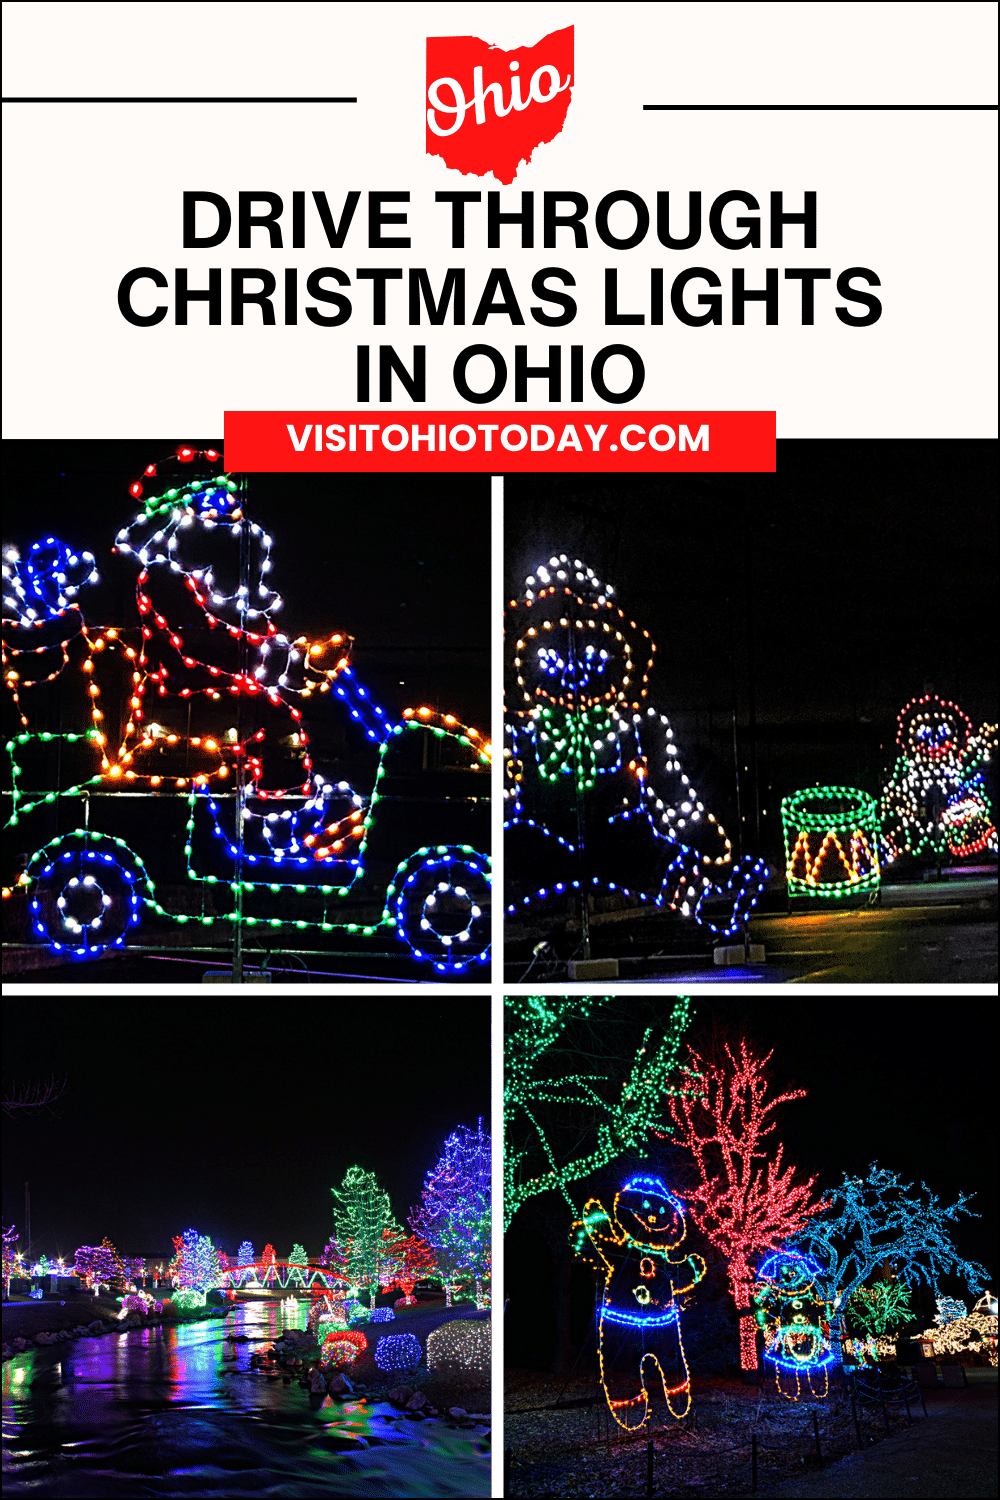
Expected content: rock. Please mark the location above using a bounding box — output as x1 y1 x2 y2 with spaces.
13 1338 27 1352
56 1330 72 1341
308 1368 327 1394
405 1391 428 1410
448 1407 468 1419
388 1385 414 1406
73 1326 91 1336
35 1331 57 1345
2 1344 12 1358
87 1321 104 1335
404 1410 426 1420
327 1372 353 1396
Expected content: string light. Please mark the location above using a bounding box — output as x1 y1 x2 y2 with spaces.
322 1329 367 1365
668 1038 825 1370
781 786 881 899
408 1120 490 1307
504 995 694 1233
332 1165 400 1309
881 695 997 863
572 1174 705 1428
426 1319 491 1374
374 1332 423 1372
2 448 491 972
794 1164 990 1346
754 1250 835 1400
505 556 767 941
369 1307 396 1323
919 1307 998 1363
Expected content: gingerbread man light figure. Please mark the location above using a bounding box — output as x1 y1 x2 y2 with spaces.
573 1173 705 1428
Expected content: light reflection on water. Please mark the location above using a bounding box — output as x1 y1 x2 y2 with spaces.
2 1299 490 1497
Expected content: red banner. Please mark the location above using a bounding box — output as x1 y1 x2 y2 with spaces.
224 410 775 472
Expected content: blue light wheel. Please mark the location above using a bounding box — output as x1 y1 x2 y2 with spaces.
27 832 147 959
386 845 491 974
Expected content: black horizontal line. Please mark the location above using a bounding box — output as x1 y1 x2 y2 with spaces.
2 95 357 104
643 103 996 111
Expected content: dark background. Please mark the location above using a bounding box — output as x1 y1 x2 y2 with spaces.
2 441 491 730
505 994 997 1370
2 1000 491 1262
505 440 998 866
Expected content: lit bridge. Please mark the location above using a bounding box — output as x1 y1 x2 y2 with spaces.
221 1262 344 1292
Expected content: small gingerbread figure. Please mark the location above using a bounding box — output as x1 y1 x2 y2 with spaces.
573 1173 706 1428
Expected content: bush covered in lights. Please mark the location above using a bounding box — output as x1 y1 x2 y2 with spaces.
322 1330 367 1366
374 1332 423 1373
369 1306 396 1322
426 1318 491 1374
170 1287 207 1310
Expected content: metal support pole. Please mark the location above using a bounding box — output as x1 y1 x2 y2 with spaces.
902 1382 912 1424
851 1375 863 1447
751 1432 758 1493
232 490 250 984
812 1408 822 1462
877 1369 890 1433
567 625 590 960
916 1377 928 1419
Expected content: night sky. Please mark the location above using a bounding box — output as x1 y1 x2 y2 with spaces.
1 441 492 728
505 439 996 721
2 1001 491 1263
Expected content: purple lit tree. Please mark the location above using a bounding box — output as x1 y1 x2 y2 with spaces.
75 1243 119 1294
410 1117 491 1308
124 1256 145 1285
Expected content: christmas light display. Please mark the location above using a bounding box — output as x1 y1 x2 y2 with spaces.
669 1038 825 1369
169 1228 222 1291
2 448 491 975
848 1278 914 1337
370 1306 396 1322
934 1296 968 1325
117 1290 157 1319
505 556 768 943
920 1306 998 1364
236 1240 255 1268
794 1164 990 1345
753 1250 836 1400
504 994 693 1233
322 1329 367 1366
2 1224 18 1293
409 1119 489 1306
781 786 881 899
379 1231 438 1307
287 1243 309 1285
374 1332 423 1372
171 1287 207 1310
74 1243 120 1292
880 695 997 864
332 1165 400 1308
572 1174 705 1428
426 1318 492 1374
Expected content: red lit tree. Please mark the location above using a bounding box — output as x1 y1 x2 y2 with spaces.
260 1243 277 1288
380 1231 438 1306
669 1038 825 1368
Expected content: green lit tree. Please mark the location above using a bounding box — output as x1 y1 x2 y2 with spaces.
503 994 695 1233
848 1276 915 1338
288 1242 309 1285
332 1166 399 1308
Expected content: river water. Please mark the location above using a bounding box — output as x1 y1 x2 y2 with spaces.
2 1297 491 1497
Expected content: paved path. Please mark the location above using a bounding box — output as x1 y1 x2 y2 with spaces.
767 1376 997 1499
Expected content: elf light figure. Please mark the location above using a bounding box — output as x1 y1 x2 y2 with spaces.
506 556 768 941
753 1249 836 1401
881 694 997 865
573 1173 705 1428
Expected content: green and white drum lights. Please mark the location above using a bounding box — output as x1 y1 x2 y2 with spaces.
781 785 881 899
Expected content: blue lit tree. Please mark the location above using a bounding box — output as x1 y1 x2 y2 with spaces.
169 1228 222 1291
410 1118 491 1307
236 1239 255 1267
794 1165 990 1339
